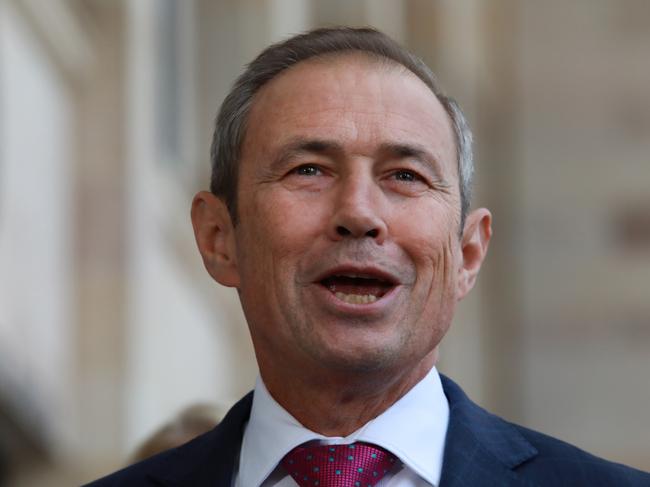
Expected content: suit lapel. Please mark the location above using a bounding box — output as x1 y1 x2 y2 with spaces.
439 375 538 487
148 392 254 487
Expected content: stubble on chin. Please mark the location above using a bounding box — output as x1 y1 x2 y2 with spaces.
288 309 416 377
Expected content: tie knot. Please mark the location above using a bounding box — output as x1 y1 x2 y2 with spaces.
281 442 398 487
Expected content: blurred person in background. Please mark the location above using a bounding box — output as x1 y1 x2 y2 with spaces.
129 404 221 464
86 27 650 486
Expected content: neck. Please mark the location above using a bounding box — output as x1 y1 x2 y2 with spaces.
259 351 437 437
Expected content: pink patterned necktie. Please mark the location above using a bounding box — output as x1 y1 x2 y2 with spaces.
281 441 399 487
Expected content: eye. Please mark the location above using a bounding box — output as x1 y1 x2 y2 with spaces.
383 168 432 195
294 164 321 176
392 169 421 182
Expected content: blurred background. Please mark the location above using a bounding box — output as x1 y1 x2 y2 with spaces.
1 0 649 484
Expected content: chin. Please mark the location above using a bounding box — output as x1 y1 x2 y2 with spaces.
307 340 408 375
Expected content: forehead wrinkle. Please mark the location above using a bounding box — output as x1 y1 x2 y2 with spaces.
287 101 455 172
244 53 458 180
274 107 448 149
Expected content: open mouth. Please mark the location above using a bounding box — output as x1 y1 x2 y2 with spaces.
319 273 396 305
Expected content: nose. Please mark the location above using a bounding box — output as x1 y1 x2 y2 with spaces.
327 174 387 244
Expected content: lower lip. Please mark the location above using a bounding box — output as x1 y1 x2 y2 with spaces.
311 283 401 316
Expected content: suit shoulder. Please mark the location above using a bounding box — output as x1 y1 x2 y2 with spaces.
513 423 650 486
82 424 234 487
440 375 649 485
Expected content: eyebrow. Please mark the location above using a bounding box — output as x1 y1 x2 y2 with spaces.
270 138 345 173
377 142 445 180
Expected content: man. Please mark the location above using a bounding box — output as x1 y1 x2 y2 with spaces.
88 27 649 486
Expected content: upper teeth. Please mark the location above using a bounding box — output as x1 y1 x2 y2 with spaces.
334 292 378 304
337 273 382 280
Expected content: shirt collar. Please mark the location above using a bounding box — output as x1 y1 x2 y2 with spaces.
237 366 449 487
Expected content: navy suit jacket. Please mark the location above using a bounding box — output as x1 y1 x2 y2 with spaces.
86 375 650 486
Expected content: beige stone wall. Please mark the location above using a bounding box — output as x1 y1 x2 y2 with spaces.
1 1 649 485
514 0 650 467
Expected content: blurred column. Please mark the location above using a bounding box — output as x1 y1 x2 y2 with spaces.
364 0 406 43
472 0 525 422
0 0 104 483
0 0 81 462
72 0 127 476
313 0 366 26
269 0 312 40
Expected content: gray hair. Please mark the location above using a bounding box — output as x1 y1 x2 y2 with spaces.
210 27 474 228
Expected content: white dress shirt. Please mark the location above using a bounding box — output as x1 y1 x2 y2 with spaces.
235 366 449 487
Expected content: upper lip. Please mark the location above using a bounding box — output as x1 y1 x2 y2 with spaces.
314 265 400 285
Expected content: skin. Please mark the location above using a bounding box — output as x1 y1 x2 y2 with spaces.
192 54 492 436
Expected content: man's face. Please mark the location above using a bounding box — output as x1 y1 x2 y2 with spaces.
221 55 477 377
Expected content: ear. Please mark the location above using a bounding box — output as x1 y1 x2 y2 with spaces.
457 208 492 300
190 191 240 288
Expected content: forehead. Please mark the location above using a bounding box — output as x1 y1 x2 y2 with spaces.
242 54 457 172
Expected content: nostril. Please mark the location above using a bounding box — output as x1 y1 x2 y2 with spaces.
337 226 351 236
366 229 378 238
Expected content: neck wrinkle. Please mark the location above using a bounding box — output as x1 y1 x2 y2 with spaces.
260 350 437 437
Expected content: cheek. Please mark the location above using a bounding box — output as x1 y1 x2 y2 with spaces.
238 189 325 281
391 203 458 266
424 233 460 324
257 187 328 238
245 190 295 242
394 212 461 307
